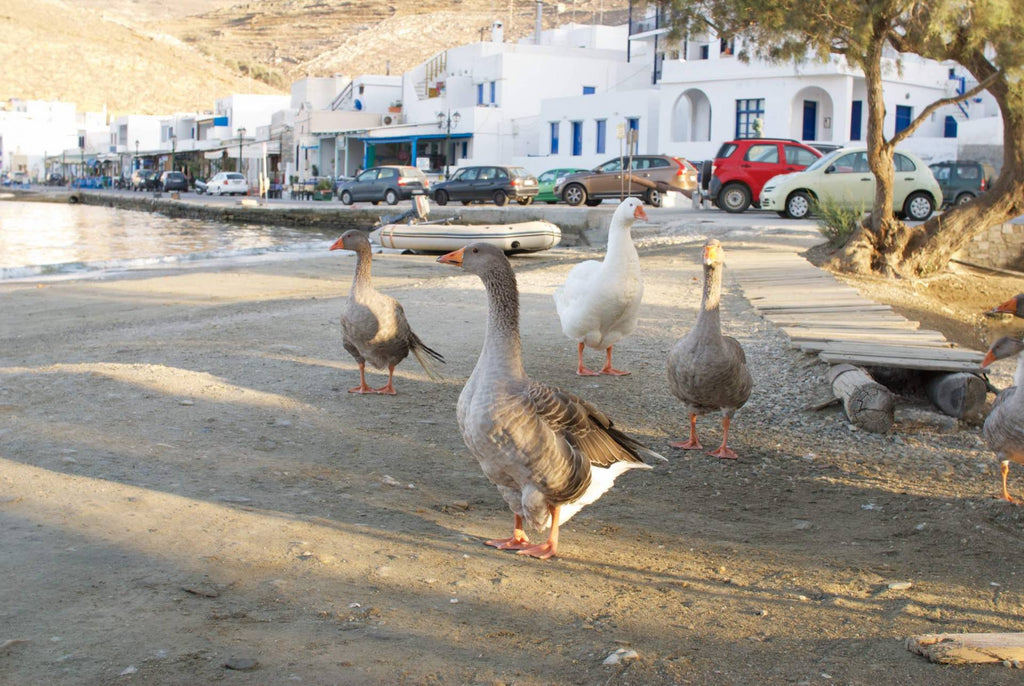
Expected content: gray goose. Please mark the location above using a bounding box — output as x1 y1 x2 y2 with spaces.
437 242 663 559
993 294 1024 318
330 230 444 394
981 336 1024 503
667 239 752 460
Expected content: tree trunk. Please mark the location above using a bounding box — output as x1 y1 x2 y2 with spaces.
897 50 1024 276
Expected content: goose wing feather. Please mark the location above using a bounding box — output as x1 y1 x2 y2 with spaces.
984 387 1024 458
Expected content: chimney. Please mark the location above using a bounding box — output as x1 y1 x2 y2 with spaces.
492 20 504 43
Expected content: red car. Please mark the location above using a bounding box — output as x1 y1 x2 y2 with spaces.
709 138 822 213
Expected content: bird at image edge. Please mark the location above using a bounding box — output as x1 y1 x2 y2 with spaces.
980 335 1024 503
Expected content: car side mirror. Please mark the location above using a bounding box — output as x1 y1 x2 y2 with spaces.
825 165 836 174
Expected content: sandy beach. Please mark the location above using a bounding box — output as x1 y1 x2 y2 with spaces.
2 222 1022 685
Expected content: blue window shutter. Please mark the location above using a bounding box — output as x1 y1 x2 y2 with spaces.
477 84 484 105
550 122 559 154
583 86 596 95
490 81 496 104
596 120 606 154
850 101 863 140
571 121 583 156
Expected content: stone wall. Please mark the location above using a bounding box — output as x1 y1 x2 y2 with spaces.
956 218 1024 272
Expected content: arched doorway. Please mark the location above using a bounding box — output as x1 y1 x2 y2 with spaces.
672 89 712 142
790 87 835 142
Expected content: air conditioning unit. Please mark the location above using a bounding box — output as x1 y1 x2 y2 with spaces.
381 113 403 126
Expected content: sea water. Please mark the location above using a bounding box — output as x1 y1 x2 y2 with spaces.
0 201 333 280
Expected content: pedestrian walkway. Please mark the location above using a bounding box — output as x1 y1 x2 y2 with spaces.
724 243 985 373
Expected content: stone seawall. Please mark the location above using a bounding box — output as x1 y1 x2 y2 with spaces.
956 218 1024 272
58 191 600 246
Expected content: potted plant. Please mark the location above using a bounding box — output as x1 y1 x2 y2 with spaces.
314 178 333 200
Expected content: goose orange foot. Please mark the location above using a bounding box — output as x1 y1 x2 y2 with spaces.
485 516 531 549
709 444 739 460
516 541 557 559
670 415 702 449
599 346 629 376
348 384 376 394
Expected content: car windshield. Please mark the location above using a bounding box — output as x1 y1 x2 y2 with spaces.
804 149 848 173
508 167 531 178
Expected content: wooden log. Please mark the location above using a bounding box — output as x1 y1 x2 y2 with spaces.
926 372 989 421
906 632 1024 665
828 364 894 433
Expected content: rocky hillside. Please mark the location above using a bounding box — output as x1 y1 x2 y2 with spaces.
1 0 629 116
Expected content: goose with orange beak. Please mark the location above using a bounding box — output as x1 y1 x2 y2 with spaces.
981 336 1024 503
437 242 664 559
553 198 648 376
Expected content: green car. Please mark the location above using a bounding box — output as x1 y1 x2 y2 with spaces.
535 167 588 204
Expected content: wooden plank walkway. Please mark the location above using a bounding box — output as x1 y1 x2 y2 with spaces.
724 244 986 372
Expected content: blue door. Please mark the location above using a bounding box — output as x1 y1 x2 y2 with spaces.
802 101 817 140
850 101 863 140
944 115 958 138
895 105 913 134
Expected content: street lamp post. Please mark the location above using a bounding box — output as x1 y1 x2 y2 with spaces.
170 131 177 173
237 127 246 176
436 110 461 180
135 139 139 172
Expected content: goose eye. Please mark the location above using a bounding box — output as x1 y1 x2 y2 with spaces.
471 248 479 253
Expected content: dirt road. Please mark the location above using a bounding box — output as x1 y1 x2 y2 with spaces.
1 231 1022 685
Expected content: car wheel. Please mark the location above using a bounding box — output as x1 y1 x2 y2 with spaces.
719 183 751 213
385 189 399 205
563 183 587 206
644 188 662 207
434 190 449 206
517 197 534 206
785 191 813 219
954 192 975 206
584 199 602 207
777 211 788 219
493 190 509 206
370 201 379 206
903 192 934 221
340 190 353 205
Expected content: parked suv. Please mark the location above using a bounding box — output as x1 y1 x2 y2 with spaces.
336 165 429 205
554 154 698 207
131 169 160 191
431 165 538 206
159 171 189 192
928 160 995 207
709 138 822 213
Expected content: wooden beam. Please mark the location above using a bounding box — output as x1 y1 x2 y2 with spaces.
819 353 983 373
907 633 1024 665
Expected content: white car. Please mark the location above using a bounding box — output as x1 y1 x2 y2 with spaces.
206 172 249 196
760 147 941 221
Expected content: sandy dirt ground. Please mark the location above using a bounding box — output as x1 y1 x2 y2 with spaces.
2 226 1024 686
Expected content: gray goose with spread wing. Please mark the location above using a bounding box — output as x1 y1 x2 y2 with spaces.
330 230 444 394
437 242 663 559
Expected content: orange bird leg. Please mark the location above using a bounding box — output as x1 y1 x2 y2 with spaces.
348 361 376 394
999 460 1022 504
669 414 702 450
708 416 739 460
576 342 600 376
517 505 560 559
485 514 531 550
599 346 630 376
375 364 398 395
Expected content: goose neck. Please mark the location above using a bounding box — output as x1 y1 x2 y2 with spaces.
479 266 526 378
696 262 722 332
350 247 373 292
1015 350 1024 389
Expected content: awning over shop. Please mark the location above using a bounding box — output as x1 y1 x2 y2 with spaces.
358 132 473 144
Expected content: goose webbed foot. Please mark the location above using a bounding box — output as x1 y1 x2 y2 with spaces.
485 516 531 549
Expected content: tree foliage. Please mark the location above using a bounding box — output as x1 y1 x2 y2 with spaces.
654 0 1024 277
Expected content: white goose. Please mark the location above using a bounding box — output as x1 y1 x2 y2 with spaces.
330 230 444 394
554 198 647 376
438 242 664 559
981 336 1024 503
